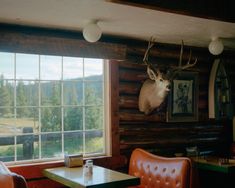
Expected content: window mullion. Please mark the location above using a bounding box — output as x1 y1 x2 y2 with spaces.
82 58 86 155
14 53 17 162
61 57 64 155
38 55 42 159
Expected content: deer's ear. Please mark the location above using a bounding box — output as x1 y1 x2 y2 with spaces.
147 67 157 80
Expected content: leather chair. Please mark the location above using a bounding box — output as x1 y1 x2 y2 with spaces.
0 161 28 188
129 148 193 188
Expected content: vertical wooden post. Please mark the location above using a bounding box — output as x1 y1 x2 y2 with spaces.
23 127 34 160
109 60 120 156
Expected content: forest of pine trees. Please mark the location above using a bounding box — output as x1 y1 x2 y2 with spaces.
0 74 103 131
0 74 104 160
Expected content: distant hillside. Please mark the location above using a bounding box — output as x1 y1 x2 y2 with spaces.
24 75 103 105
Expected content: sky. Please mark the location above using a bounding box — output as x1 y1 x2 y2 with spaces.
0 52 103 81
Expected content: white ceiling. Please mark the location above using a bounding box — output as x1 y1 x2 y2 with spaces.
1 0 235 50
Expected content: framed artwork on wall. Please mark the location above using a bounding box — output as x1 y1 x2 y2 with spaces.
167 72 198 122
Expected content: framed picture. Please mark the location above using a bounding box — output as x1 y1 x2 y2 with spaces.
167 72 198 122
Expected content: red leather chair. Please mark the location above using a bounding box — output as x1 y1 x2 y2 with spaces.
0 161 28 188
129 148 193 188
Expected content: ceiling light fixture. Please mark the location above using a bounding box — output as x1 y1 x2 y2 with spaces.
82 20 102 43
208 38 224 55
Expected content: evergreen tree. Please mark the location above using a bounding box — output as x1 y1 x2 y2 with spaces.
51 83 60 105
85 84 103 130
16 81 28 117
85 106 103 130
0 75 11 116
64 107 82 131
41 107 53 132
64 83 82 130
41 82 61 132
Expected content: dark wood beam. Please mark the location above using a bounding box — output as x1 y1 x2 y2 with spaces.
108 0 235 23
0 23 126 60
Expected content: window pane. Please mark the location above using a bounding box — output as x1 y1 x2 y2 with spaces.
16 107 39 134
16 81 27 107
33 136 39 159
63 81 82 105
16 81 39 106
85 107 103 130
64 132 83 154
41 107 61 132
16 53 39 80
25 81 39 106
0 107 14 120
63 57 83 80
64 107 83 131
0 112 16 135
16 134 39 160
0 144 15 162
41 133 62 158
41 81 61 106
85 82 103 105
0 108 14 129
0 52 14 79
85 131 104 154
0 80 14 107
84 58 103 80
41 55 62 80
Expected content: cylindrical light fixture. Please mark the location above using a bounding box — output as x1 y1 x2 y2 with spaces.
83 21 102 43
208 38 224 55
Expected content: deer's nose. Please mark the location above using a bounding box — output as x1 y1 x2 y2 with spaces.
166 84 171 90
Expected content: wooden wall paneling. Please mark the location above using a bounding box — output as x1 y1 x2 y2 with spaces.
119 42 231 162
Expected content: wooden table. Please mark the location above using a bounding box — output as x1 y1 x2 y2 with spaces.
192 157 235 174
192 157 235 188
43 165 140 188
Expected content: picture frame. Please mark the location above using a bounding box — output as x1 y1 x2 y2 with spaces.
167 72 198 122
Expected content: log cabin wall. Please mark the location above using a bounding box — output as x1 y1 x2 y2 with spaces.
1 24 235 187
118 40 235 163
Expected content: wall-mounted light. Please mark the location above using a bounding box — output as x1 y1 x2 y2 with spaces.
83 21 102 43
208 38 224 55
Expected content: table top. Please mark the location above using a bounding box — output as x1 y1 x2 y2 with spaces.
192 157 235 174
43 165 140 188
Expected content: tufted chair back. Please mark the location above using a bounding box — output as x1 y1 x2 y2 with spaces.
0 161 28 188
129 148 192 188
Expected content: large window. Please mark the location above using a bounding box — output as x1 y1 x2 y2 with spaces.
0 52 109 162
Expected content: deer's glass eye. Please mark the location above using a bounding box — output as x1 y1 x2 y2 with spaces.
160 79 163 82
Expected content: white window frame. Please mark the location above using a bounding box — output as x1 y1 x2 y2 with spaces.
0 52 111 164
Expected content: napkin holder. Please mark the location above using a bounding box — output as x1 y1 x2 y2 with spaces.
64 154 83 167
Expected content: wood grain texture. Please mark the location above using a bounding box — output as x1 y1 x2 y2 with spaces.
0 25 127 60
118 41 234 161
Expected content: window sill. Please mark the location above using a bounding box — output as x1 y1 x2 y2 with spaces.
7 155 112 168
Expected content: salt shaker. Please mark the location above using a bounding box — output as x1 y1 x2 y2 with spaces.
84 159 93 176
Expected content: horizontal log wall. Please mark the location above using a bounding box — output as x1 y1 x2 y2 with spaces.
119 42 234 162
3 24 235 187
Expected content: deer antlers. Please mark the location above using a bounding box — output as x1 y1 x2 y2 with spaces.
168 40 197 79
143 37 157 72
143 38 197 79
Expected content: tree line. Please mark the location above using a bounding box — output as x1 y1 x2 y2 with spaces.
0 74 104 132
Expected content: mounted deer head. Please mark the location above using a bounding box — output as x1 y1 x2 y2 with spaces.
138 38 197 115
